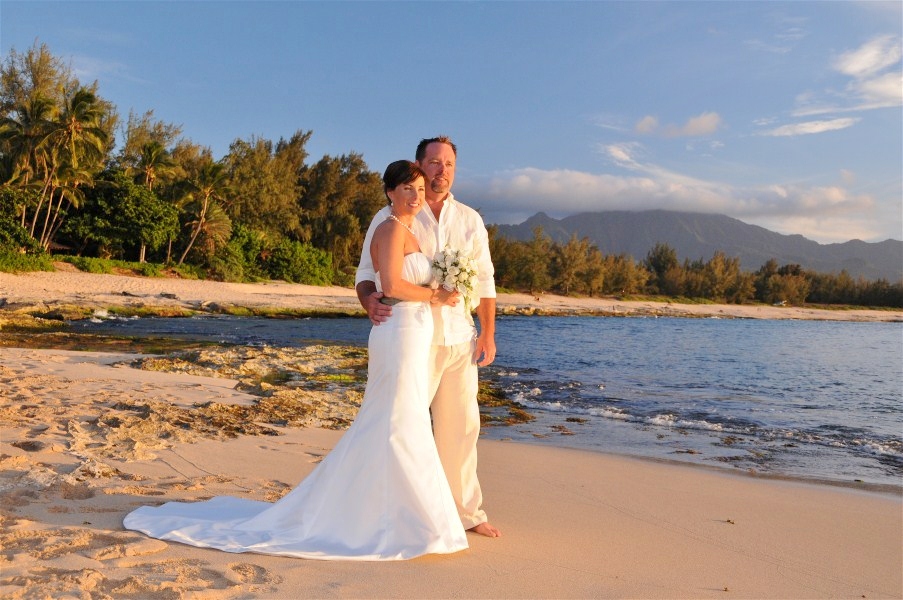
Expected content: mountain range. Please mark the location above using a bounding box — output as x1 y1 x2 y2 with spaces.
491 210 902 282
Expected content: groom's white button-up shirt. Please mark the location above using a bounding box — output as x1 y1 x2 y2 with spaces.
356 193 496 347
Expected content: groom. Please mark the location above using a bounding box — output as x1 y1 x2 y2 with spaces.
355 136 501 538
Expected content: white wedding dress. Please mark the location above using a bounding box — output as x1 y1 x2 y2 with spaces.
123 253 468 560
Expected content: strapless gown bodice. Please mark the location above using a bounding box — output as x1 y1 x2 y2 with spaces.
375 252 432 293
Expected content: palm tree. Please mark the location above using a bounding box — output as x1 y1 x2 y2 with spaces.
30 87 108 249
38 160 90 250
0 94 55 227
192 201 233 259
47 87 108 171
178 161 231 265
132 140 176 191
128 141 177 261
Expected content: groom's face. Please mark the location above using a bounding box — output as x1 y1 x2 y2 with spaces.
418 142 456 201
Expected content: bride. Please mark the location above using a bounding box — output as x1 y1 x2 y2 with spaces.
123 161 467 560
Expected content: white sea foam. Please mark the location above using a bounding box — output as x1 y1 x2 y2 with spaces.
645 414 725 431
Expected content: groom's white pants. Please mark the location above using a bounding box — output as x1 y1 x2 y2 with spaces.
429 339 487 530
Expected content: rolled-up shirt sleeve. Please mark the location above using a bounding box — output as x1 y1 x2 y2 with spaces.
472 213 496 300
355 206 390 287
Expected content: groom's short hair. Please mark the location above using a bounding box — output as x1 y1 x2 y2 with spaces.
416 136 457 161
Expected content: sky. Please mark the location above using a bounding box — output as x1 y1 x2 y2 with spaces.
2 1 901 244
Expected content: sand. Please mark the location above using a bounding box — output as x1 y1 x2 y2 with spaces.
1 265 901 321
1 269 901 598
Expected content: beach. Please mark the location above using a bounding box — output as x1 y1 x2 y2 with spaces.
1 269 902 598
2 265 902 322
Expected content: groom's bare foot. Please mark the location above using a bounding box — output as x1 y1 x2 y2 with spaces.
469 522 501 538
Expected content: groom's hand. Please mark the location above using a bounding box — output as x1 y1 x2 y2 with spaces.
365 292 392 326
474 333 496 367
357 281 392 326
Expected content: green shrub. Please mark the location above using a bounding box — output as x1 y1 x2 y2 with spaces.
207 240 246 282
0 251 54 273
58 256 165 277
169 263 204 280
266 239 335 285
228 225 268 281
62 256 112 274
0 189 44 256
332 269 355 288
131 261 163 277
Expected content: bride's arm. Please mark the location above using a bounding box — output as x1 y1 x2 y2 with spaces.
373 223 457 306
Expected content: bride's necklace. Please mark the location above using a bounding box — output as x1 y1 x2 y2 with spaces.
388 212 416 237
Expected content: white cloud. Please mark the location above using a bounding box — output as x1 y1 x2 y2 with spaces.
459 146 894 243
851 71 903 106
71 54 147 85
635 115 658 134
591 114 631 133
759 117 860 137
743 15 809 55
633 112 722 138
663 112 722 137
744 39 793 55
791 35 902 116
833 34 902 79
775 26 807 44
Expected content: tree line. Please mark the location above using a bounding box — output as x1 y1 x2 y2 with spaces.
491 230 902 308
2 43 900 308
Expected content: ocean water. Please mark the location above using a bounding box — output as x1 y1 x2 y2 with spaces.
72 314 903 489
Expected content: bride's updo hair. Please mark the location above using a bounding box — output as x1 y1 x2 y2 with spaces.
382 160 426 204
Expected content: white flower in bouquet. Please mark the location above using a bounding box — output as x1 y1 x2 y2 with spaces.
432 247 478 317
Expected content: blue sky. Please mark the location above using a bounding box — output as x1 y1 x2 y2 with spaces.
3 1 901 243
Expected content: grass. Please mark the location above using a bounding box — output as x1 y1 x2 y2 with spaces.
60 255 166 277
0 251 54 273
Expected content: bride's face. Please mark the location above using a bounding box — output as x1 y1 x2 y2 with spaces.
387 176 425 217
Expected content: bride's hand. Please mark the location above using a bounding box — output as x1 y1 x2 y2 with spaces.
432 287 460 307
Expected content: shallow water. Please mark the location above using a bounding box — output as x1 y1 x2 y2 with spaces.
73 314 903 488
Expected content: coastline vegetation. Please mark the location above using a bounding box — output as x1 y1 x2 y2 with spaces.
2 42 900 309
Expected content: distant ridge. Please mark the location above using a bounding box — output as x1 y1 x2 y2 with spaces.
492 210 903 282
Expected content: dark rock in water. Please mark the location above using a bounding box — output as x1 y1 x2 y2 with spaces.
201 301 230 312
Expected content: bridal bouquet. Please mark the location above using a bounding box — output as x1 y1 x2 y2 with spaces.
432 247 479 316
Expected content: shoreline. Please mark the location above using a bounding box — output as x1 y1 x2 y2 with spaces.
1 265 902 323
4 328 900 496
1 346 900 598
507 437 903 496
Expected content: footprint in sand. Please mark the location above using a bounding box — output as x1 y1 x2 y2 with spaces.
228 562 284 586
1 527 96 560
262 479 292 502
56 481 96 500
103 483 166 497
88 535 168 560
304 451 325 463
